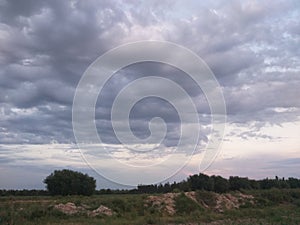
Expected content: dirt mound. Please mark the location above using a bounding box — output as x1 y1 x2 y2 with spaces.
146 191 254 215
54 202 84 215
54 202 114 216
214 192 254 212
88 205 114 217
145 193 179 215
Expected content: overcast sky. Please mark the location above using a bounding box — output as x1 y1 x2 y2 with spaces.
0 0 299 189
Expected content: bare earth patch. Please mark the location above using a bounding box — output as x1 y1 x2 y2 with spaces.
214 192 254 212
88 205 114 217
54 202 84 215
145 193 179 215
54 202 114 216
146 191 254 214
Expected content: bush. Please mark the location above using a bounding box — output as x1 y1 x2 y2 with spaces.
259 189 292 203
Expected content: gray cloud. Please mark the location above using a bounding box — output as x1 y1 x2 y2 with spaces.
0 0 299 188
0 0 299 145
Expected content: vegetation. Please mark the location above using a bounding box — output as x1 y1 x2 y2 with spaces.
136 173 300 194
1 171 300 224
0 189 300 224
44 169 96 196
2 172 300 197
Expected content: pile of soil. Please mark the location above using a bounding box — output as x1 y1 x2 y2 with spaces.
146 191 254 214
54 202 84 215
215 192 254 212
145 193 179 215
88 205 114 217
54 202 114 216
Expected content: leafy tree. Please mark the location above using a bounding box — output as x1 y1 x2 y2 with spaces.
163 182 172 193
177 180 190 192
188 173 213 191
211 175 229 193
259 176 290 190
288 177 300 188
229 176 251 190
44 169 96 196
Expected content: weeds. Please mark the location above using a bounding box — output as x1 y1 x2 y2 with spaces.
0 189 300 224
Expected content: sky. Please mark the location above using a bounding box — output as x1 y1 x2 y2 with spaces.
0 0 299 189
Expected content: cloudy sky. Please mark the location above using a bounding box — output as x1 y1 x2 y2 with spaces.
0 0 299 189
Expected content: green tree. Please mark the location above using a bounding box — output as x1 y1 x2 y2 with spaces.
211 175 229 193
188 173 213 191
288 177 300 188
229 176 251 190
44 169 96 196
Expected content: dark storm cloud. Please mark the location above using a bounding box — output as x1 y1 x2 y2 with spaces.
0 0 299 146
0 0 129 144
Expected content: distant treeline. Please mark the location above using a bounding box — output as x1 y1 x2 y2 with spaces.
136 174 300 194
0 189 49 196
1 173 300 196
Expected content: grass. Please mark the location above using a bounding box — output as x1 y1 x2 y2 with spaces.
0 189 300 224
175 193 204 215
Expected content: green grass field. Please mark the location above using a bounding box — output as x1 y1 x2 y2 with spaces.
1 189 300 225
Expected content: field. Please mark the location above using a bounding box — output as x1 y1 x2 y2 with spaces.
1 189 300 225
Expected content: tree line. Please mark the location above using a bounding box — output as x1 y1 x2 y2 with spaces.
136 174 300 194
1 170 300 196
0 189 49 196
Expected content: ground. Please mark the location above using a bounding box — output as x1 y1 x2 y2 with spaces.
0 189 300 224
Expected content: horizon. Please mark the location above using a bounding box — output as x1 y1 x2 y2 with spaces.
1 170 298 191
0 0 299 190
